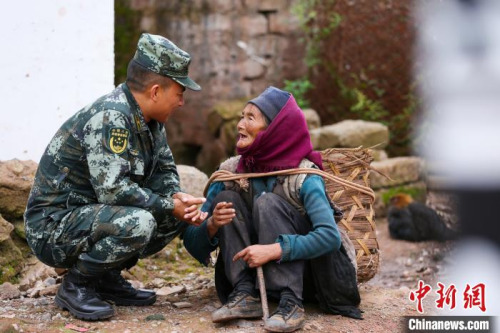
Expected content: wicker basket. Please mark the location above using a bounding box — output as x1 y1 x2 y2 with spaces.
321 147 379 283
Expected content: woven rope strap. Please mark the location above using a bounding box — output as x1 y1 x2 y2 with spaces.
204 168 376 200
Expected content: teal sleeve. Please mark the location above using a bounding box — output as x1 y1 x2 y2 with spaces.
201 182 225 212
182 182 224 265
276 175 341 262
183 220 218 266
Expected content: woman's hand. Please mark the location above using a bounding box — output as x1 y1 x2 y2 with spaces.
207 201 235 238
233 243 282 268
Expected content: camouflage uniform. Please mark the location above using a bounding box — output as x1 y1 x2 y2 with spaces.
24 82 184 274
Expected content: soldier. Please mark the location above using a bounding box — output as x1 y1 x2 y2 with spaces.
24 33 208 321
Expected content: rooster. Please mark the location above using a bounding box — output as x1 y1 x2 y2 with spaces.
387 193 458 242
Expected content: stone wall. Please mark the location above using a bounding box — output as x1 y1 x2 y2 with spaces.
125 0 306 173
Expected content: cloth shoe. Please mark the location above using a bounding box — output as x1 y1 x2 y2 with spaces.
55 268 115 321
96 270 156 306
211 290 263 323
264 297 305 332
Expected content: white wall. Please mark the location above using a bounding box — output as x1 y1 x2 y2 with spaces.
0 1 114 162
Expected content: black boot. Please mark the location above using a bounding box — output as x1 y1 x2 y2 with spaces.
96 269 156 306
55 268 115 321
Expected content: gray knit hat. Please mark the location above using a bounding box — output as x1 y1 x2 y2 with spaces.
248 86 291 123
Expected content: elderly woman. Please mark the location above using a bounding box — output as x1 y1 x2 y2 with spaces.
184 87 360 332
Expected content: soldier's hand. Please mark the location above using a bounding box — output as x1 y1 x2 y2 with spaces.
172 192 207 226
233 244 282 268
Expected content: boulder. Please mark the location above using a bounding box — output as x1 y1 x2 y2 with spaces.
368 149 388 162
0 282 20 300
18 260 58 292
177 165 209 198
0 214 25 284
0 159 38 220
303 108 321 130
240 14 268 37
0 215 14 242
310 127 339 150
156 285 186 296
242 59 265 80
370 157 425 189
312 120 389 150
0 237 23 284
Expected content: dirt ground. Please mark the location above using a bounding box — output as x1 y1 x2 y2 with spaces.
0 218 453 333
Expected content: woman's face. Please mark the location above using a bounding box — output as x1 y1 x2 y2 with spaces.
236 104 268 149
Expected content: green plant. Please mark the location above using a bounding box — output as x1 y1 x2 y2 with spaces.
283 78 314 109
115 0 142 85
292 0 341 68
381 185 426 205
291 0 419 156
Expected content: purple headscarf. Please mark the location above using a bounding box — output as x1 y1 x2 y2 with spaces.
236 87 323 173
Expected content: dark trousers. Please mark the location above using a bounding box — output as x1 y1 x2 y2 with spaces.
214 190 310 301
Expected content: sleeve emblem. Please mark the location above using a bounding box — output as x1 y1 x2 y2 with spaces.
109 128 129 154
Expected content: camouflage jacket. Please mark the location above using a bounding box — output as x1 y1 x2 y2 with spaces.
24 83 181 242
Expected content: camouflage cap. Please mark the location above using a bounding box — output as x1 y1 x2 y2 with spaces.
133 33 201 91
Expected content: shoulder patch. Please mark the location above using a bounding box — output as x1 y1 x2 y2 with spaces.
109 128 129 154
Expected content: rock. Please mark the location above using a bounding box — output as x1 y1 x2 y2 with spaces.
235 319 254 328
129 279 144 290
0 215 14 242
0 159 37 220
269 11 300 34
0 282 21 300
313 120 389 150
43 277 57 287
40 312 52 322
12 220 25 240
0 237 23 284
52 313 64 321
27 280 44 298
177 165 209 198
371 157 425 189
37 298 51 306
302 108 321 130
240 14 268 37
156 285 186 296
149 278 166 289
173 301 192 309
369 149 389 161
242 59 265 80
19 261 57 291
39 284 59 297
145 314 165 321
201 304 217 312
310 127 339 150
309 128 322 149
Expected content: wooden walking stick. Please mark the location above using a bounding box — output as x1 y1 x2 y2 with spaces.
257 266 269 320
